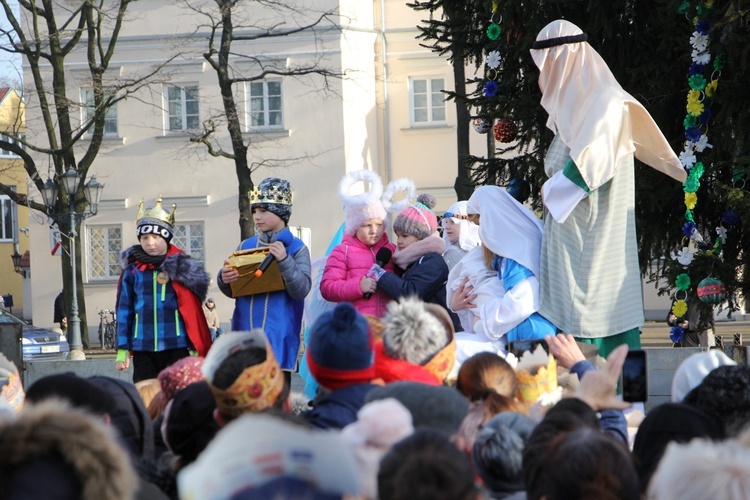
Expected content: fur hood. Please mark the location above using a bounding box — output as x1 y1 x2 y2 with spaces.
393 234 445 269
121 244 210 302
0 400 137 499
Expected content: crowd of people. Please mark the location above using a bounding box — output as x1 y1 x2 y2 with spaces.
0 18 739 499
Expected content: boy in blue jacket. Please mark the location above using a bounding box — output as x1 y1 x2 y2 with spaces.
115 198 212 383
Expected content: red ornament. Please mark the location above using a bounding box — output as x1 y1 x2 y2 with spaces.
494 118 517 143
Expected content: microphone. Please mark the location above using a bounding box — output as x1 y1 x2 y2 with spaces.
364 247 392 299
255 230 295 277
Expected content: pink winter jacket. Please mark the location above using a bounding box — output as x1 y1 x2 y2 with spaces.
320 233 397 318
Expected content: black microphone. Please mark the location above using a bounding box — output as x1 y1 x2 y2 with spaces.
255 230 294 277
364 247 392 299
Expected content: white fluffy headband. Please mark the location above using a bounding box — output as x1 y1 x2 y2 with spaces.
382 178 416 213
339 170 384 208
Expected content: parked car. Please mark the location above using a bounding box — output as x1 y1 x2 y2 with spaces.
0 308 70 361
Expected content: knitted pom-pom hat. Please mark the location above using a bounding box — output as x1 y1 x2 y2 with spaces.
339 170 388 235
306 302 375 390
393 193 438 240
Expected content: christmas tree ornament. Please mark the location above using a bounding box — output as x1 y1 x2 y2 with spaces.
473 117 492 134
696 276 726 303
493 118 516 143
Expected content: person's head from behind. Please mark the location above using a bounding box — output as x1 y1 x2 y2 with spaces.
525 427 638 500
378 430 477 500
249 177 293 233
457 352 524 417
473 412 536 497
683 364 750 438
202 329 289 424
307 302 375 391
25 373 115 422
648 435 750 500
136 196 175 256
392 193 438 251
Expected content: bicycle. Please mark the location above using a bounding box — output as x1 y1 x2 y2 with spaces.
97 309 117 350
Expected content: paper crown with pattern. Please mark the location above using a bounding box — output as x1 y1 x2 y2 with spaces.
202 329 285 418
248 184 293 206
135 197 176 228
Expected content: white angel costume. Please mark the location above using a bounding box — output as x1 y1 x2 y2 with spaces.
530 20 687 349
451 186 556 362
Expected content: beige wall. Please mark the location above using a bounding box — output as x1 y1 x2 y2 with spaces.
0 90 28 316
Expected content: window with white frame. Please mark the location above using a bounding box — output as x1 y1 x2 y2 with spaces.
0 195 16 242
87 225 122 280
0 134 25 157
247 80 283 129
410 77 446 125
173 222 205 269
81 88 118 137
165 85 200 132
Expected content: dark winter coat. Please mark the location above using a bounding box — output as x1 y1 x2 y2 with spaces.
377 235 460 330
302 383 380 430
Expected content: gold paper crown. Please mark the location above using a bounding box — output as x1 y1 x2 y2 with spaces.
136 197 176 227
208 345 285 418
248 185 293 206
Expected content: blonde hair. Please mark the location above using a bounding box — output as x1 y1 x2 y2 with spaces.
482 245 495 270
135 378 162 420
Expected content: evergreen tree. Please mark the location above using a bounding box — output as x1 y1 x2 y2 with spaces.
410 0 750 313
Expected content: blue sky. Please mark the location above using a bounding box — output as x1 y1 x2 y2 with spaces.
0 1 21 87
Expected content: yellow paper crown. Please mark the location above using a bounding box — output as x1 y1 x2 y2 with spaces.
248 185 293 206
136 197 176 227
208 345 285 418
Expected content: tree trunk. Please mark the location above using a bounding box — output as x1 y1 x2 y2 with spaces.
452 51 473 201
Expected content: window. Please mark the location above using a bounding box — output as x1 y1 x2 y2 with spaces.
166 85 200 132
247 80 283 129
0 195 16 242
0 134 25 157
173 222 205 269
410 77 446 125
87 225 122 280
81 88 118 137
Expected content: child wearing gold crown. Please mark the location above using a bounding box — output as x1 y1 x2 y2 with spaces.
115 197 212 383
218 177 312 384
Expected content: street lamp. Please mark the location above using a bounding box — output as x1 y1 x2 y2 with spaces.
10 248 22 274
41 167 104 360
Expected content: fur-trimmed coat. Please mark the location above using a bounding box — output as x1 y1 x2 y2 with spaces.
378 235 459 330
117 244 212 356
0 401 137 499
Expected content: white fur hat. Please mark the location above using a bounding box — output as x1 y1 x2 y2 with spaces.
382 296 452 365
339 170 388 234
671 350 737 402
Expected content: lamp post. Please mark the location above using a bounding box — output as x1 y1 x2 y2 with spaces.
40 167 104 360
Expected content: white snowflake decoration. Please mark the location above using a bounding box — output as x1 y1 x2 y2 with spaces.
679 148 697 168
694 134 713 153
691 49 711 65
690 32 709 52
672 246 696 266
486 50 502 70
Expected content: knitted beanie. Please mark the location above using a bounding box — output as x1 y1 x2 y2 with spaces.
393 193 438 240
382 296 451 366
136 198 175 243
339 170 388 234
306 303 376 390
250 177 293 224
158 356 206 404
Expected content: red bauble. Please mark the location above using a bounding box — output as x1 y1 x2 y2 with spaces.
494 118 517 143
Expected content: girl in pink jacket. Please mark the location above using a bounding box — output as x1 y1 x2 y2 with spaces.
321 171 397 318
